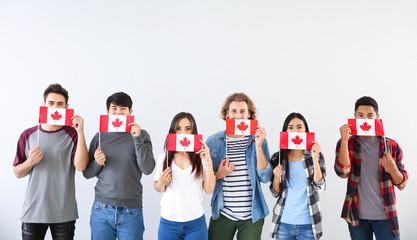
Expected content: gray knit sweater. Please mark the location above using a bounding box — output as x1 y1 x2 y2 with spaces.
83 130 155 208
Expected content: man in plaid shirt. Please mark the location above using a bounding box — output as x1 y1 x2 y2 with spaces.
335 96 408 240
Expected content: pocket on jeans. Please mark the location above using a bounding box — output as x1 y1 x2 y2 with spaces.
92 201 105 212
125 207 143 215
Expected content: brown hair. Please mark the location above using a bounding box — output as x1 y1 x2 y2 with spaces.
163 112 203 180
220 92 257 120
43 83 69 104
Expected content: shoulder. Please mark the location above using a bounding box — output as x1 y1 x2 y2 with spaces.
61 126 78 141
206 130 225 142
156 153 166 165
19 125 39 140
140 129 151 138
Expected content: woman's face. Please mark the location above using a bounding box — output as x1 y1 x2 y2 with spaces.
286 117 306 133
176 117 193 134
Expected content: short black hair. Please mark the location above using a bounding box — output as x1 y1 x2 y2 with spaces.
355 96 379 114
43 83 69 104
106 92 133 110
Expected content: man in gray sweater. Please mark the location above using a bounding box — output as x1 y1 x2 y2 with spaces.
83 92 155 240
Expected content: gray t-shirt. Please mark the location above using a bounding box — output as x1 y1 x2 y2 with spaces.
14 125 78 223
83 130 155 208
358 137 387 220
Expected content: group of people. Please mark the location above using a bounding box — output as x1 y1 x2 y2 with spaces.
13 83 408 240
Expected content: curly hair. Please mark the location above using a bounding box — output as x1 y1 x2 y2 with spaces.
220 92 257 120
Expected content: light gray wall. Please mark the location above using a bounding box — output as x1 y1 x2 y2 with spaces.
1 1 416 239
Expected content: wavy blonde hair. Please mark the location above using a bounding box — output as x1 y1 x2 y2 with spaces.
220 92 257 120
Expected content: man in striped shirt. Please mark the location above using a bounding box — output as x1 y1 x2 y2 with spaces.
335 96 408 240
207 93 272 240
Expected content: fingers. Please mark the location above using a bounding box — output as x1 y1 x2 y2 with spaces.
199 139 209 149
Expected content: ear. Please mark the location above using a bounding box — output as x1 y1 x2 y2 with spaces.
129 109 133 115
65 104 69 109
354 112 357 119
376 113 380 119
106 109 109 114
42 102 46 107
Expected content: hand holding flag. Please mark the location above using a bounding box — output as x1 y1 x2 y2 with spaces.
94 147 106 166
72 114 85 133
196 139 213 166
129 122 141 137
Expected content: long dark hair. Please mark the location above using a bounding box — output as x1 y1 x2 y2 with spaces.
271 112 310 192
163 112 203 180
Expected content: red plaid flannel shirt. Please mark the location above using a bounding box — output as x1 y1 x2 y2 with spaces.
334 136 408 237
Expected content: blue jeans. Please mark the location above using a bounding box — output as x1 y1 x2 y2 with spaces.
90 201 145 240
348 219 400 240
158 214 208 240
22 220 75 240
276 222 316 240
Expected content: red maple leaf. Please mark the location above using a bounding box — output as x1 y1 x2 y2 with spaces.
360 122 372 131
180 137 191 147
112 118 123 128
292 135 303 145
51 111 62 120
237 121 249 133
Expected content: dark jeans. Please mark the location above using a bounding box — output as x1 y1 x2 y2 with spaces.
22 220 75 240
348 219 400 240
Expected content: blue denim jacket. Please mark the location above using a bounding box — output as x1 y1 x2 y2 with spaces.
206 130 273 223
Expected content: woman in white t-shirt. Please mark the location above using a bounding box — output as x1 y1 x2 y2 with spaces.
154 112 216 240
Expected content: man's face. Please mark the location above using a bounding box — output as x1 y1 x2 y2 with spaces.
354 105 379 119
227 101 250 119
43 93 68 109
107 103 132 115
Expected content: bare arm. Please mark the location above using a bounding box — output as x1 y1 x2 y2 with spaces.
14 146 42 178
72 115 89 171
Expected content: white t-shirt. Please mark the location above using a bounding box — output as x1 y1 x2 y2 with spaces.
154 153 206 222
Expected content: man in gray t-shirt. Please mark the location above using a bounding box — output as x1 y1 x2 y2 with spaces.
13 84 89 240
83 92 155 240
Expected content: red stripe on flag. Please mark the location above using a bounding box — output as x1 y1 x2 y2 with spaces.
306 132 315 149
39 106 48 124
375 119 385 136
226 119 235 135
126 116 134 132
348 119 357 135
99 115 109 132
279 132 289 149
194 135 203 152
167 133 177 151
65 109 74 126
250 120 258 135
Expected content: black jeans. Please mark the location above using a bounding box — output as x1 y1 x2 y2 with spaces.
22 220 75 240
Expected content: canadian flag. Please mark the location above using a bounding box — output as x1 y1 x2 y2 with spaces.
348 119 384 136
167 133 203 152
99 115 134 132
280 132 315 150
39 106 74 126
226 119 258 135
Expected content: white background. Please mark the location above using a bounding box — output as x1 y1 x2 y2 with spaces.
1 1 416 239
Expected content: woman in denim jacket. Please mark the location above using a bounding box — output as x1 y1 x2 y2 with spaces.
206 92 273 240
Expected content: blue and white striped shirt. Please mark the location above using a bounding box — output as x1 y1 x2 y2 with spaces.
221 135 252 221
